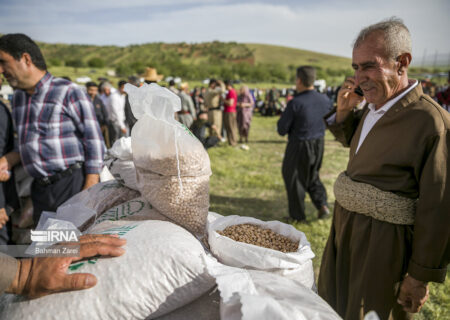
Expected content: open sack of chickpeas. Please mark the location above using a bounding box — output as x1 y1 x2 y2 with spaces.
207 215 316 290
125 83 212 236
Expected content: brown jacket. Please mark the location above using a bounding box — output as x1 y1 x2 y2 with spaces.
326 83 450 283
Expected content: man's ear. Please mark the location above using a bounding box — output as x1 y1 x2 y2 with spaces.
397 53 412 75
21 53 33 67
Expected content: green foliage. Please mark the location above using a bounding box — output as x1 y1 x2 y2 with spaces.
87 57 105 68
65 58 84 68
47 58 62 67
115 64 134 77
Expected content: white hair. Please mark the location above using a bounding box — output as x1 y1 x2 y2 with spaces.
353 17 412 60
99 81 112 90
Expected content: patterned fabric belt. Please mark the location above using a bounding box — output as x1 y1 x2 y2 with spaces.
333 171 416 225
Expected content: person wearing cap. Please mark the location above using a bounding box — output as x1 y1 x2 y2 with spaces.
0 34 105 225
177 82 196 129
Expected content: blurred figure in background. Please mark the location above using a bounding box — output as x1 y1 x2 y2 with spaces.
205 79 225 138
192 87 204 114
0 76 19 245
86 81 110 148
100 81 126 145
277 66 331 222
436 71 450 112
190 111 221 149
177 82 196 129
236 85 254 145
223 80 238 146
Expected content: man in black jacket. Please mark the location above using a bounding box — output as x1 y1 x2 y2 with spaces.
277 66 332 222
0 76 19 244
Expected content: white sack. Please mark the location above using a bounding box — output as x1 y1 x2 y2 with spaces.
155 287 220 320
208 215 315 289
205 258 341 320
0 220 215 320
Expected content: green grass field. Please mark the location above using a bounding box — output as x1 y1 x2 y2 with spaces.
207 114 449 319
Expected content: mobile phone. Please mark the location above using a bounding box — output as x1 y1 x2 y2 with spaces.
354 86 364 96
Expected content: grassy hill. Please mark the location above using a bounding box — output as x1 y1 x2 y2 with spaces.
33 40 353 85
247 43 351 69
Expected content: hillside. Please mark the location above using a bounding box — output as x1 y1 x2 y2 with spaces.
34 40 353 84
247 43 351 69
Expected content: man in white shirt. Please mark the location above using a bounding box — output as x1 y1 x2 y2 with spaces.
100 82 126 145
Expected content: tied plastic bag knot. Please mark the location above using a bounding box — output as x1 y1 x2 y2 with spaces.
125 83 181 121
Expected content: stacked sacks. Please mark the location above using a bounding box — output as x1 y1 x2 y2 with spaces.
0 220 216 320
126 83 211 236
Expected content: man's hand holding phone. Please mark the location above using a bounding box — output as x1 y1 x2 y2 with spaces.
336 77 364 123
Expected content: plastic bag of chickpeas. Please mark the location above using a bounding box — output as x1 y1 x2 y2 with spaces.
208 215 316 290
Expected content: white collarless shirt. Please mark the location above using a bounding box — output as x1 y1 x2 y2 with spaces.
355 81 418 154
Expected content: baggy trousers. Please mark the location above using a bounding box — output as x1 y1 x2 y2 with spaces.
282 138 327 220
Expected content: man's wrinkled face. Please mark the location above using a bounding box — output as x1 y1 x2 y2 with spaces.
0 50 28 89
352 32 401 107
87 86 98 99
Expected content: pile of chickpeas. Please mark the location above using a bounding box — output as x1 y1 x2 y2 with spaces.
217 224 299 253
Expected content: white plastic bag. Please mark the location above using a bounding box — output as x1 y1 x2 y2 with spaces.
205 258 341 320
0 220 215 320
109 137 133 160
208 215 315 289
103 137 138 190
126 83 211 235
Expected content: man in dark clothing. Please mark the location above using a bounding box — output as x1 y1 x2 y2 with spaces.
191 111 221 149
86 81 110 148
0 77 19 245
277 66 332 221
86 82 108 126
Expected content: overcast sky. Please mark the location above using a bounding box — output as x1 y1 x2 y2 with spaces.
1 0 449 64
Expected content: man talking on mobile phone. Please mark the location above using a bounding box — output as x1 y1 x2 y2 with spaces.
319 17 449 319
